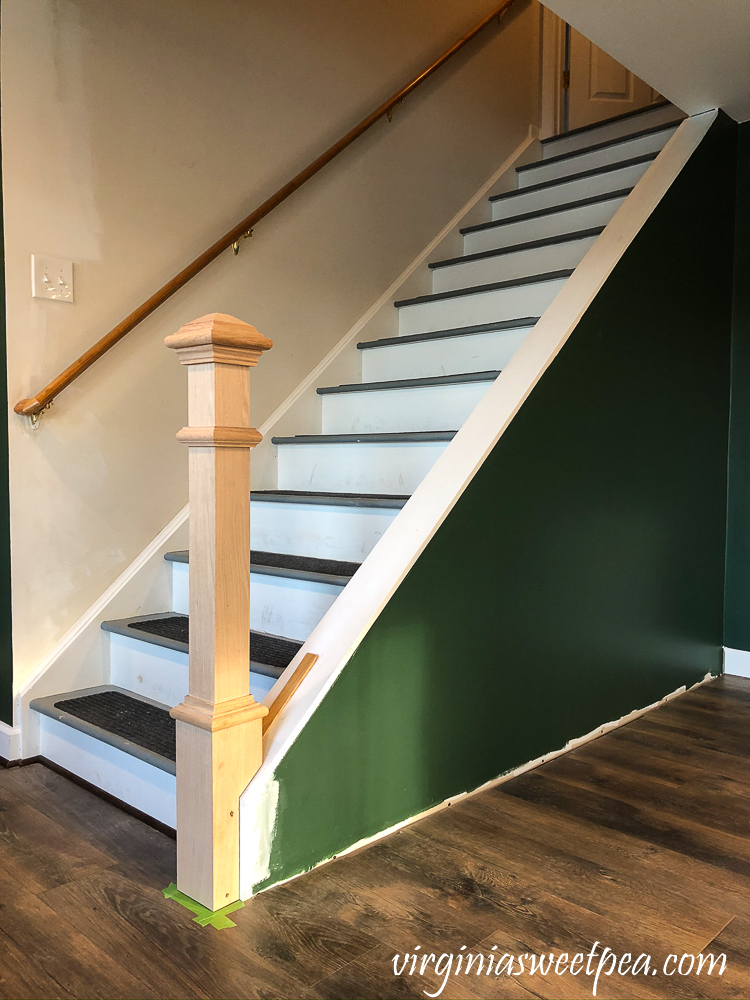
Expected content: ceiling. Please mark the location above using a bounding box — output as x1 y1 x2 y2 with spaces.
541 0 750 123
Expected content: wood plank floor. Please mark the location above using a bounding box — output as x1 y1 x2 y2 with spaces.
0 676 748 999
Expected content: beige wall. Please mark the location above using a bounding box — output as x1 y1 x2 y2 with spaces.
2 0 540 689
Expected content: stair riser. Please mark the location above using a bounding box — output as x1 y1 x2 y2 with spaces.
252 500 399 563
362 327 531 381
277 440 449 494
520 127 676 188
432 237 595 295
321 380 493 435
171 561 343 641
491 161 651 223
37 714 176 827
542 104 682 159
464 197 625 255
109 632 275 706
397 277 567 336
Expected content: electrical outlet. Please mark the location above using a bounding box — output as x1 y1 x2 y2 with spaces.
31 255 74 303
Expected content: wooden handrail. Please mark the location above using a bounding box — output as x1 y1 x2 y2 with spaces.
15 0 517 419
262 652 319 736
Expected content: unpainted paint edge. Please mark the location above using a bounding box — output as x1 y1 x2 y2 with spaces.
246 672 715 898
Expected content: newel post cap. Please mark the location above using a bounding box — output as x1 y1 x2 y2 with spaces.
165 313 273 365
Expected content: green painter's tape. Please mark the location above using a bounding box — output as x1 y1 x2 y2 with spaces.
162 883 244 929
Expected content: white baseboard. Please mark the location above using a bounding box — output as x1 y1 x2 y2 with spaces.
0 721 22 762
723 646 750 678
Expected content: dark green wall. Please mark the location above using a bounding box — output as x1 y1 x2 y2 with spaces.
0 112 13 728
724 120 750 650
255 118 737 891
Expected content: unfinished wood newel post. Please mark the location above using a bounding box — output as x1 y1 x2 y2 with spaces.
165 313 272 910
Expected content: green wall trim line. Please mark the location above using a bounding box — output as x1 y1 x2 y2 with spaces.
253 115 736 893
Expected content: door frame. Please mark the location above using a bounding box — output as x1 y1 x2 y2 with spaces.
539 6 566 140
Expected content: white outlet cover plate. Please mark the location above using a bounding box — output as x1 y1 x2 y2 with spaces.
32 254 74 303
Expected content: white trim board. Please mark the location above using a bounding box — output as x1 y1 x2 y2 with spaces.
724 646 750 678
0 721 21 763
14 131 538 756
240 110 718 897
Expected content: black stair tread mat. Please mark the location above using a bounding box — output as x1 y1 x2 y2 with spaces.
488 152 658 202
461 190 632 235
272 430 457 445
358 318 539 351
251 490 409 508
54 690 176 763
317 370 501 395
540 99 673 145
167 550 360 577
128 615 302 670
428 227 604 270
394 269 573 309
517 118 682 172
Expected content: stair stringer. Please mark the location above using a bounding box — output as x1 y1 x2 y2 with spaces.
14 133 540 759
239 109 718 898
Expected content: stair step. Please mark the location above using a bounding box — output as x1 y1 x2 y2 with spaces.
102 614 302 677
166 548 360 584
273 430 456 445
490 152 657 203
515 120 679 188
540 101 680 158
318 371 500 395
358 318 539 351
31 685 175 773
429 228 604 271
462 189 631 236
251 490 409 509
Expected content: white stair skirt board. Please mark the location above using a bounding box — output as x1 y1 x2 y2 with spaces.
397 275 568 336
0 721 21 762
431 235 597 294
464 194 627 255
518 126 679 188
320 380 495 435
361 326 533 382
37 712 176 828
251 500 400 564
276 439 451 495
723 647 750 678
171 560 344 642
491 159 653 222
109 631 275 707
241 113 716 898
542 104 685 160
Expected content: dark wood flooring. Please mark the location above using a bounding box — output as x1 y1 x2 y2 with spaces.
0 676 748 999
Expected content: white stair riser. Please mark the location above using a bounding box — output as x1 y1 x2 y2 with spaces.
252 500 399 563
464 197 625 255
491 160 652 222
542 105 682 159
171 561 343 641
37 714 176 827
321 380 493 435
109 631 275 706
277 440 449 494
398 277 566 336
362 327 532 381
519 127 676 188
432 237 595 294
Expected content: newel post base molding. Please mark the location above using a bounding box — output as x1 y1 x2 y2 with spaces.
166 313 272 910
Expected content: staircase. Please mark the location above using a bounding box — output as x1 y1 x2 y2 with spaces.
29 101 684 831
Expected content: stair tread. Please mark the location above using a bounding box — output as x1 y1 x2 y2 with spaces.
272 430 457 445
540 99 675 146
429 227 604 271
31 685 176 774
461 190 632 236
394 269 573 309
517 119 682 173
488 152 658 202
250 489 409 509
102 613 302 675
318 370 500 395
167 549 361 578
358 318 539 351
